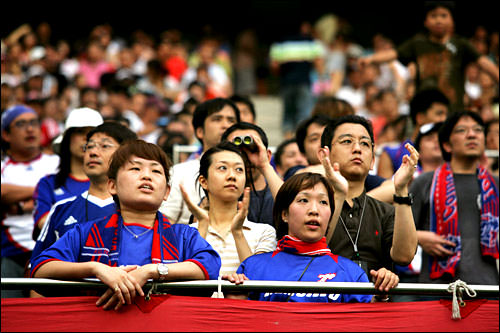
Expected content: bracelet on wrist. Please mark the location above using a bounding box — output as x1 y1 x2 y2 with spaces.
375 295 390 302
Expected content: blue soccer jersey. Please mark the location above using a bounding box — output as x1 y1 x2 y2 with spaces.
33 174 90 227
237 251 373 303
31 191 115 260
30 212 221 281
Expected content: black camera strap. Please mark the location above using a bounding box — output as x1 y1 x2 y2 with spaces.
285 256 315 302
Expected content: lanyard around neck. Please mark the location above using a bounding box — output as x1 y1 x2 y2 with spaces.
339 195 367 259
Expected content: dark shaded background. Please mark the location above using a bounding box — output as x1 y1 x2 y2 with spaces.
2 1 498 48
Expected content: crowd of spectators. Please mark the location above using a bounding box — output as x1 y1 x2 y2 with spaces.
1 10 498 158
1 1 498 305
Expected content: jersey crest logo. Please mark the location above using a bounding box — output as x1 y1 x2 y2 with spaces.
64 215 78 226
54 188 65 195
317 273 336 282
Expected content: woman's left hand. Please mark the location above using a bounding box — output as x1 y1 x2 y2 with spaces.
95 265 143 311
231 187 250 233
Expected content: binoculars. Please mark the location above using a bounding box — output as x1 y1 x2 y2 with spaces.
232 135 258 152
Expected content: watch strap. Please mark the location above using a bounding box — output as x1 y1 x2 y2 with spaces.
393 193 414 205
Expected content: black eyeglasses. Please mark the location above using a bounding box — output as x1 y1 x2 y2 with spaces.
12 119 40 129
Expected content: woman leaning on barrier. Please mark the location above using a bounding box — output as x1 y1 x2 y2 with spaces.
224 170 400 303
30 140 221 310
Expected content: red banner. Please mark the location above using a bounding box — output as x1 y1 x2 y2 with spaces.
2 296 498 332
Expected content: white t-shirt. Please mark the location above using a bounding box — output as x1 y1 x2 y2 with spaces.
1 153 59 253
159 158 203 224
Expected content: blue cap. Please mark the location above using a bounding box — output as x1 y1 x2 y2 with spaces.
1 105 37 131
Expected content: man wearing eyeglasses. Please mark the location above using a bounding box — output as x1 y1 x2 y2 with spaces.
30 122 137 263
319 115 419 300
1 105 59 297
410 111 499 289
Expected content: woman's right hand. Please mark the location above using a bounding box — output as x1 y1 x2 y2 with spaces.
180 183 209 225
94 264 143 310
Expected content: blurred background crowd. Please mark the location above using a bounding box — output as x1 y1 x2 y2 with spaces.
1 1 498 165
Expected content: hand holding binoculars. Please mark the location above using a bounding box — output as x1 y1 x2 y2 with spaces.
232 135 258 152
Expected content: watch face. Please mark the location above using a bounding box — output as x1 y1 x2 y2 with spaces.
158 264 169 276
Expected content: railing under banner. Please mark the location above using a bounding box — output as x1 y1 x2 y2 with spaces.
2 278 499 297
2 278 499 332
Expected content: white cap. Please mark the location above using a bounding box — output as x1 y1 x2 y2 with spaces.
26 64 46 80
64 107 104 131
29 46 46 61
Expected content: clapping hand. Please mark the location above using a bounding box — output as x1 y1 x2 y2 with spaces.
319 146 348 197
180 183 209 225
231 187 250 233
393 143 419 195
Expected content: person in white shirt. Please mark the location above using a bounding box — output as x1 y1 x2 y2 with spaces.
159 98 240 224
180 142 276 276
1 105 59 297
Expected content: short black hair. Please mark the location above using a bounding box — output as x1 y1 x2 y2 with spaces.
86 121 137 144
229 94 256 120
221 122 269 149
423 1 455 18
295 115 331 154
320 115 374 150
108 82 130 98
274 138 297 168
192 98 240 143
438 110 484 161
174 108 193 119
409 89 449 125
188 80 206 92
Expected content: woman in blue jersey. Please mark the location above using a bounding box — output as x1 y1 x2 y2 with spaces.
181 141 276 276
32 108 103 239
224 171 399 303
30 140 221 310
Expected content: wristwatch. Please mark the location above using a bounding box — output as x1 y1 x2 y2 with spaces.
157 263 169 281
393 193 414 205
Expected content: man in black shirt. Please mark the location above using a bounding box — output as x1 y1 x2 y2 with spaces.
320 115 419 288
